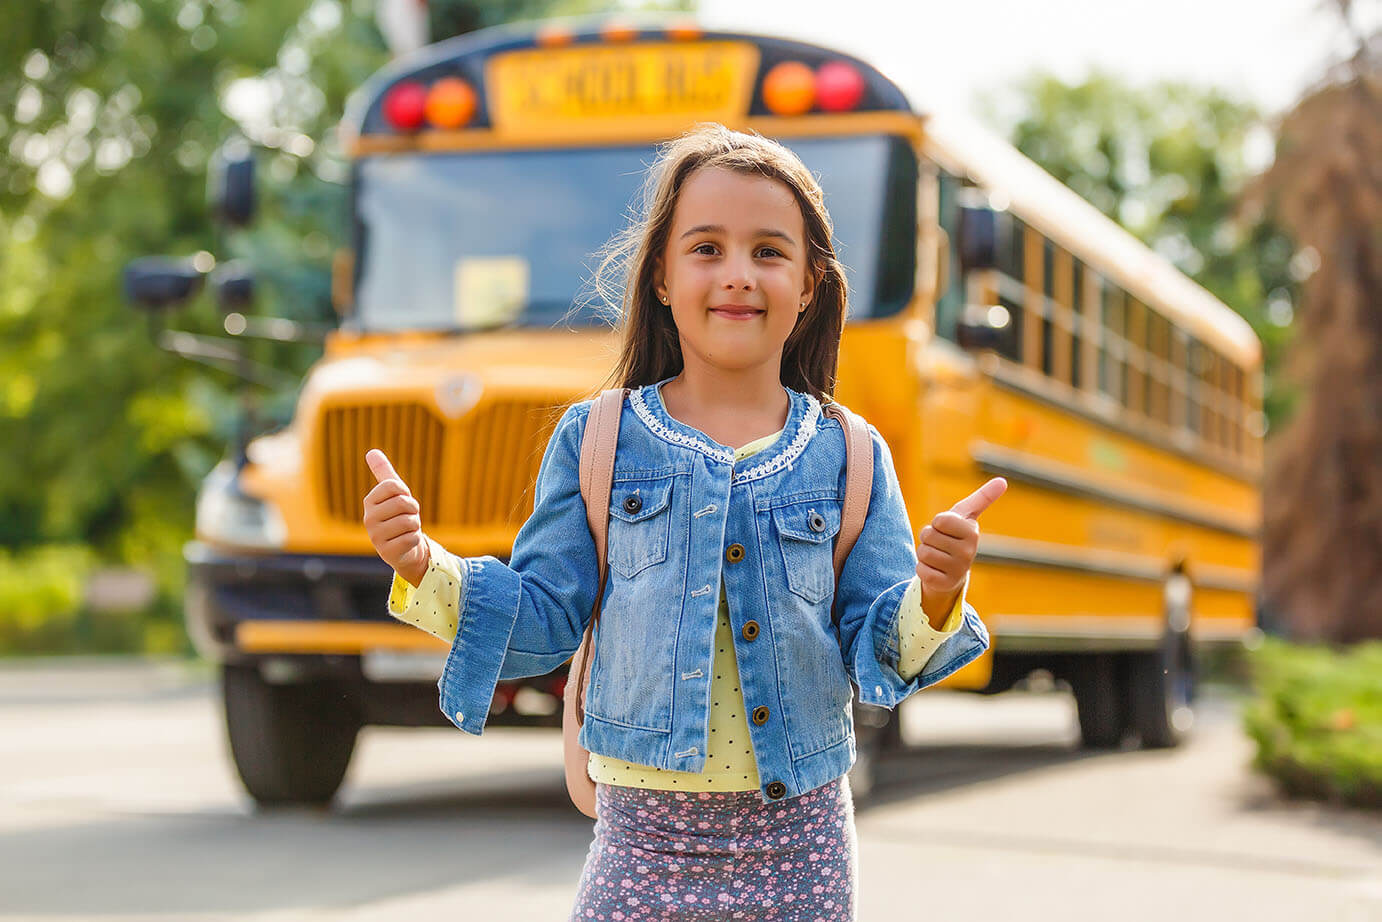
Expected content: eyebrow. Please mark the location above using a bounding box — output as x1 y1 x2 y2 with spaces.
679 224 796 244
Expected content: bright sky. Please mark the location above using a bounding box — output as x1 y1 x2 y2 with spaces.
699 0 1366 129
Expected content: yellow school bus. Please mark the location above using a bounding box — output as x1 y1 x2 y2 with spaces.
187 16 1262 805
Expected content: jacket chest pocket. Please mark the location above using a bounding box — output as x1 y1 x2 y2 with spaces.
607 476 675 580
772 500 841 605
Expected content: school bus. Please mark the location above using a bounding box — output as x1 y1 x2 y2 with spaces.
179 16 1262 806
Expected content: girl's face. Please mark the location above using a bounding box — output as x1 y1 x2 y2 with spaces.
654 167 816 376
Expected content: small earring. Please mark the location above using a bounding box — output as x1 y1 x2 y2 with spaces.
660 295 669 304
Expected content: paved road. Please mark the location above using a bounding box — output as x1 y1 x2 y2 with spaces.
1 660 1378 921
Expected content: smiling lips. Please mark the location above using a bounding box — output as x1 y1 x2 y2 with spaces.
709 304 765 320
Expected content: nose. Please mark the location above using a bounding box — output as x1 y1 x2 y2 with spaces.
720 251 756 292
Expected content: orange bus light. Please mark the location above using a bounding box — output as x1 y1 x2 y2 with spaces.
762 61 815 116
665 20 703 41
535 24 574 46
425 77 477 128
601 20 638 42
383 81 427 132
816 61 865 111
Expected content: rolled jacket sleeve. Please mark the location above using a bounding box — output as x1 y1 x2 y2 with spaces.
436 401 602 735
835 423 990 708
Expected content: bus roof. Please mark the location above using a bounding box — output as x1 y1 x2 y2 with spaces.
922 113 1262 367
342 17 914 142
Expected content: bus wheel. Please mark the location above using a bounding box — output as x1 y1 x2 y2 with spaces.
1070 654 1128 749
222 663 360 808
1128 576 1197 749
849 703 890 799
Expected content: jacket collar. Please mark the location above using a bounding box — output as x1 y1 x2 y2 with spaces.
629 376 823 484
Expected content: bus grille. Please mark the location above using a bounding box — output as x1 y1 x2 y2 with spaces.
319 399 560 532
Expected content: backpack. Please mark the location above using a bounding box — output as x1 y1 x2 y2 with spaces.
562 388 875 818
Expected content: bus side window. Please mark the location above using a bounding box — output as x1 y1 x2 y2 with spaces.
1185 336 1204 436
994 212 1024 363
1070 258 1084 390
1230 365 1245 456
1171 327 1189 431
1040 237 1056 378
1126 298 1147 416
1147 311 1170 425
1097 280 1125 405
933 167 966 342
1205 348 1227 447
874 137 919 318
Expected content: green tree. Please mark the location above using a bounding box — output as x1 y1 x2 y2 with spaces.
0 0 681 653
1249 66 1382 643
976 73 1301 431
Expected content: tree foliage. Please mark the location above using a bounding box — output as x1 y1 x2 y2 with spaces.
0 0 647 652
1249 68 1382 643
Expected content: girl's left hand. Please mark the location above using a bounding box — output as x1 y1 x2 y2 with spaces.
916 477 1008 617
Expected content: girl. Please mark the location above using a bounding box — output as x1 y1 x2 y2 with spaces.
363 122 1005 921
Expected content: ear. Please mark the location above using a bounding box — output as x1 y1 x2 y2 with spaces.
652 255 668 303
799 262 818 310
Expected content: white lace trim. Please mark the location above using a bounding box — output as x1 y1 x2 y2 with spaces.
629 387 734 463
732 394 820 484
628 385 821 483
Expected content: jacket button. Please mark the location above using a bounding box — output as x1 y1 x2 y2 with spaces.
622 494 642 514
766 781 786 799
752 705 770 725
725 543 745 563
742 620 759 641
808 511 827 532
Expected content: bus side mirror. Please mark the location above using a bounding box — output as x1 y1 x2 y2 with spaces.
209 138 256 228
957 205 997 271
211 260 256 313
122 257 205 312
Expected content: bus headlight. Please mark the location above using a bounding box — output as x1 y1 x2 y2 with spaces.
195 460 288 550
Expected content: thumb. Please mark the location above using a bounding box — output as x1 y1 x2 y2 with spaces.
365 449 400 485
950 477 1008 520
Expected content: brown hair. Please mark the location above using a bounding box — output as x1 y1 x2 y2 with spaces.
587 123 849 402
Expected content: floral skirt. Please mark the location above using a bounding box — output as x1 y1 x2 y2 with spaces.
570 778 856 921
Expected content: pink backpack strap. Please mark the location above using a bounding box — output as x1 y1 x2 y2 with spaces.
821 401 874 621
574 388 626 726
564 388 626 819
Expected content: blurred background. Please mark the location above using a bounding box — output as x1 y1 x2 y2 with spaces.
1 0 1379 918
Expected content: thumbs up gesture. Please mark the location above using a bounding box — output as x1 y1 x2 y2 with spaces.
916 477 1007 623
363 449 430 587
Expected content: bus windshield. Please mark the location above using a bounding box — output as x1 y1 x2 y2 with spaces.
352 134 916 332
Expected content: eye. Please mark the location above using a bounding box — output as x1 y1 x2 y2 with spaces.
692 242 718 256
756 246 783 258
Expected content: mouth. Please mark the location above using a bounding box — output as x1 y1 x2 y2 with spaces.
709 305 765 320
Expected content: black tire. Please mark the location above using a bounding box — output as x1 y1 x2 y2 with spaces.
1070 654 1128 749
1128 627 1196 749
222 664 360 807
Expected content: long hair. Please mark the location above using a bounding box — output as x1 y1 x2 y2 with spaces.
588 123 849 401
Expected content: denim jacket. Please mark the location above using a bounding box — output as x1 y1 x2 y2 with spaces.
438 376 990 803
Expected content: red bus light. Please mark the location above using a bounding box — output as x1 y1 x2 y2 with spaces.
816 61 865 112
383 81 427 132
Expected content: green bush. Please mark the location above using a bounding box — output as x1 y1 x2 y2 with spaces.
1242 636 1382 809
0 544 94 652
0 541 192 656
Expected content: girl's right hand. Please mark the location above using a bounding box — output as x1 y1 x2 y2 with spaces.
363 449 431 587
